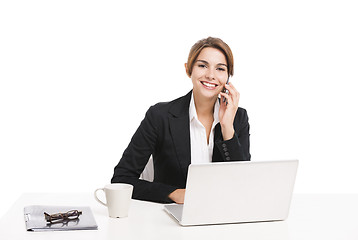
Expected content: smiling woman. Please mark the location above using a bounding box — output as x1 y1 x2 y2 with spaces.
111 37 250 204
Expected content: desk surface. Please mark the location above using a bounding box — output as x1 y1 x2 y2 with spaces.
0 193 357 240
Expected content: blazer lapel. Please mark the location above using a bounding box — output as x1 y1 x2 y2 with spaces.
169 91 192 179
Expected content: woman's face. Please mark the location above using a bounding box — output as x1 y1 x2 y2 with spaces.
189 47 229 101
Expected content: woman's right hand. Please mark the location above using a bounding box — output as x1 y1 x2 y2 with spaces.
168 189 186 204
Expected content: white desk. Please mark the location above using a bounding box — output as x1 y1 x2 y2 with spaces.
0 193 357 240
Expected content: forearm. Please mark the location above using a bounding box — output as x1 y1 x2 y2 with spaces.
111 169 178 203
214 108 251 161
215 132 250 161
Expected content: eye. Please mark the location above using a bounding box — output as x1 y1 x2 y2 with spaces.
198 64 207 68
217 67 226 71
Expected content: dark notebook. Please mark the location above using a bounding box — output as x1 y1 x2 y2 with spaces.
24 205 98 231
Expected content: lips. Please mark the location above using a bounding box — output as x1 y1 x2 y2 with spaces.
200 81 218 89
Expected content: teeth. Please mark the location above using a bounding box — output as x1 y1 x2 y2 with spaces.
202 82 216 87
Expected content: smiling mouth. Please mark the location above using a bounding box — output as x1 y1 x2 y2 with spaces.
200 81 218 89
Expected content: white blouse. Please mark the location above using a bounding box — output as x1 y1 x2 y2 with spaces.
189 93 220 164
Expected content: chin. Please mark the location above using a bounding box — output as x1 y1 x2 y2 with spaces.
197 89 220 100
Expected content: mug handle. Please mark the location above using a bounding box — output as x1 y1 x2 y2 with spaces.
94 188 107 206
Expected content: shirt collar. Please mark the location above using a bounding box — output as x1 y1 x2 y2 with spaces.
189 93 220 125
189 93 197 122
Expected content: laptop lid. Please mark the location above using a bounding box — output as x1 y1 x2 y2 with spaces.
177 160 298 226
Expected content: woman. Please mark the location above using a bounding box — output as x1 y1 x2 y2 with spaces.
111 37 250 204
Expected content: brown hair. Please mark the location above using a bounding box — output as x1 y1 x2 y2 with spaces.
186 37 234 77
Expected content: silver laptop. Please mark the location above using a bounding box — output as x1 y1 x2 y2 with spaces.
164 160 298 226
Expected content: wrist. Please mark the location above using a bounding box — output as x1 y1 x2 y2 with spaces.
221 126 235 141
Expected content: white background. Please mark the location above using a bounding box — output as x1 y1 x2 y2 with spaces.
1 0 357 218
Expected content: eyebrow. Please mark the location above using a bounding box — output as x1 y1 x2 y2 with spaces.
196 59 228 68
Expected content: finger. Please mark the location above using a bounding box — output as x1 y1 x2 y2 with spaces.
224 83 239 98
222 86 236 105
219 93 227 108
220 91 233 106
220 90 239 109
225 83 240 105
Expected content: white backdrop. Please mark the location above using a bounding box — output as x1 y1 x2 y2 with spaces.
1 0 357 218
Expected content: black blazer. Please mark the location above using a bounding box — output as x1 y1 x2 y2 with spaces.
111 91 250 203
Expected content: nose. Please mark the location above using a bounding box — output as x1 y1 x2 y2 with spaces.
206 67 215 80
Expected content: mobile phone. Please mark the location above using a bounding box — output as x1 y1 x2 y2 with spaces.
222 77 230 104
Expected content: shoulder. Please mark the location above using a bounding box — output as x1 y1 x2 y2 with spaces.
146 91 192 118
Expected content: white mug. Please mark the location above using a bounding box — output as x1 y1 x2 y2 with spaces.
94 183 133 218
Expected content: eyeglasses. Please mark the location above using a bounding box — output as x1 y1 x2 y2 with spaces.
44 210 82 223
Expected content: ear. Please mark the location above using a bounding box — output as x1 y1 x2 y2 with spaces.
184 63 191 77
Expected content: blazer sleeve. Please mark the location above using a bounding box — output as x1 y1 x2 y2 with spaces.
111 106 177 203
214 108 251 161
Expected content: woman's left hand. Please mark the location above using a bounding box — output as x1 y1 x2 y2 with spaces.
219 82 240 140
